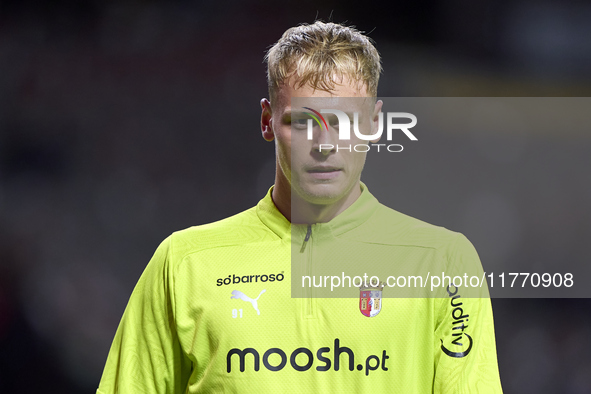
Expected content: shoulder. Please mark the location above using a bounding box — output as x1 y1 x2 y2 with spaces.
362 205 483 277
352 202 468 251
164 206 279 261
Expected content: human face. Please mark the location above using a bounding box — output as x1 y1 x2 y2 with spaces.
262 77 382 212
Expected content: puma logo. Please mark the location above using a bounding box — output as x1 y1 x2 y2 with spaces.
231 290 266 315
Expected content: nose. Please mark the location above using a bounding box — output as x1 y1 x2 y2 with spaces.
312 124 337 156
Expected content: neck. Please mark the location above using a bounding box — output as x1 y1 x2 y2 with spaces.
271 176 362 224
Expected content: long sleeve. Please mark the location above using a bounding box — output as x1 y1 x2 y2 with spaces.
97 236 192 394
433 233 503 393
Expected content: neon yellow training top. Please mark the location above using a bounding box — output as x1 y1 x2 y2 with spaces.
97 185 503 393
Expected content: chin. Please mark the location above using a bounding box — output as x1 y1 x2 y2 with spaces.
294 183 348 205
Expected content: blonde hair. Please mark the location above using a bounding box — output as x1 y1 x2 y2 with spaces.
265 21 382 102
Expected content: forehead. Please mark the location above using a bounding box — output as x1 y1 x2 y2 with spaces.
273 75 373 113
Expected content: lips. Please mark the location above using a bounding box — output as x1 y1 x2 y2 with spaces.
306 166 342 180
307 166 341 173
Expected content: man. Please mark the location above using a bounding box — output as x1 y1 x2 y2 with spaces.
97 21 503 393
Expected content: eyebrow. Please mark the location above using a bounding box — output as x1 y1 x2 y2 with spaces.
287 109 360 117
282 110 307 119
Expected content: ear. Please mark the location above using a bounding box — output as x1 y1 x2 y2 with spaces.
261 98 274 142
370 99 384 143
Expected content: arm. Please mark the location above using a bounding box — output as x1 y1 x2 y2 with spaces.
433 233 503 393
97 236 191 394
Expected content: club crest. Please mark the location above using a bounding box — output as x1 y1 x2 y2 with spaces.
359 281 385 317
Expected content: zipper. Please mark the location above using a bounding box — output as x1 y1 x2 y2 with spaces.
299 224 315 319
300 225 312 253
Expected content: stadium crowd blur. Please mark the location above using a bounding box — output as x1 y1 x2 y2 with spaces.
0 1 590 393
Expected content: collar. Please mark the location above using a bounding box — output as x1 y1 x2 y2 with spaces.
256 182 380 240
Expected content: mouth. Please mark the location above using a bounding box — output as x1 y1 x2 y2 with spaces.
306 167 342 180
